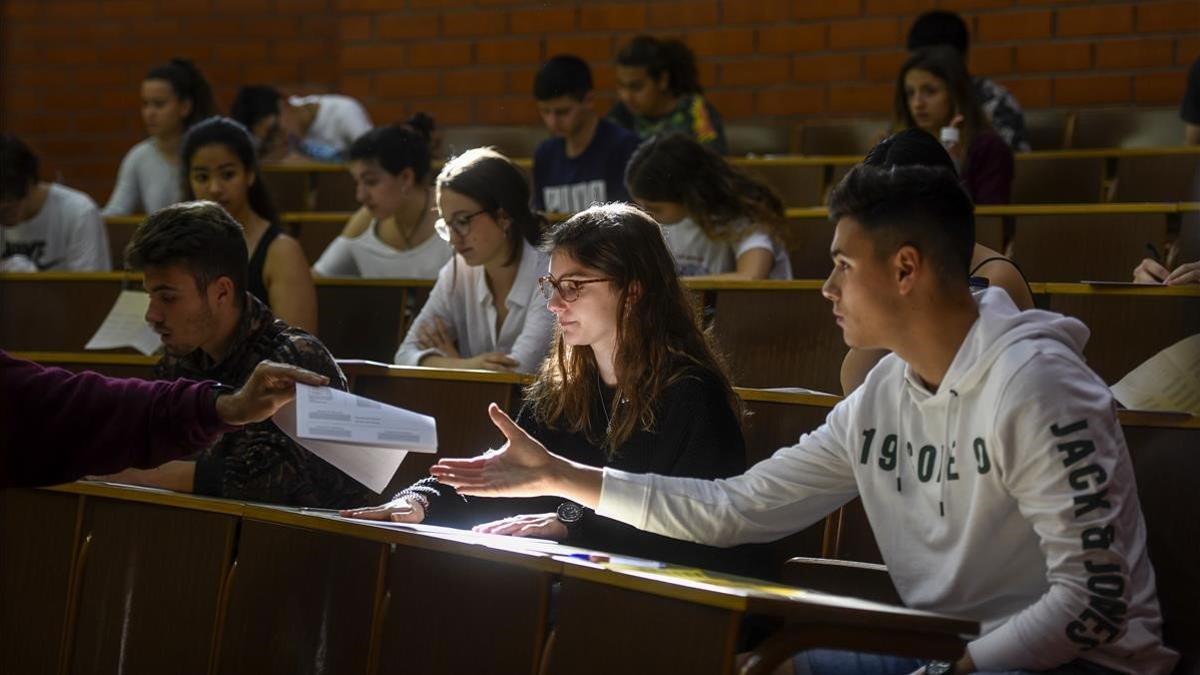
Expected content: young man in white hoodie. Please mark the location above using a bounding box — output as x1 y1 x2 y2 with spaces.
428 164 1178 675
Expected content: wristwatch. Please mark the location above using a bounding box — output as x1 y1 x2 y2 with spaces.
209 382 237 404
556 501 584 525
925 661 956 675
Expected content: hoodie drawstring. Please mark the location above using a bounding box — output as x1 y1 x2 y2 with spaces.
940 389 960 518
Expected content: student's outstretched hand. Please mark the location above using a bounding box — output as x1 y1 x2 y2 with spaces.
339 495 426 523
216 360 330 426
430 403 558 498
473 513 568 540
1165 260 1200 285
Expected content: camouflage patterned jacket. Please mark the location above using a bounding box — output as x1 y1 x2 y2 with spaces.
975 76 1031 152
154 294 372 508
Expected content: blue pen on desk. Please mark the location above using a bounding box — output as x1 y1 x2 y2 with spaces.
567 553 610 563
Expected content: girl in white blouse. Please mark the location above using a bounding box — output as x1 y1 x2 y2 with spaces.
312 114 451 279
625 132 793 280
393 148 554 373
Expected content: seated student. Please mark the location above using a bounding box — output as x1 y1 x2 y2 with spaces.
1133 258 1200 285
181 117 318 333
103 58 216 215
908 11 1031 152
1182 57 1200 145
346 203 761 576
896 46 1014 205
430 166 1179 675
312 114 451 279
0 134 110 272
97 201 371 508
531 54 641 214
230 85 372 162
608 36 727 154
840 129 1034 393
625 133 792 279
393 148 554 374
2 354 328 489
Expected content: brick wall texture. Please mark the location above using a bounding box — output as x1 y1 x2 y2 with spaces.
2 0 1196 200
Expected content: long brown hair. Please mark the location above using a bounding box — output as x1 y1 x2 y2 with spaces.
524 202 741 454
625 132 785 244
893 46 989 153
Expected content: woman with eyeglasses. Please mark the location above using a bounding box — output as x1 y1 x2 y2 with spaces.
392 147 554 373
346 202 764 577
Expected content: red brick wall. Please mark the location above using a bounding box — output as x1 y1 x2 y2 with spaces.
2 0 1196 201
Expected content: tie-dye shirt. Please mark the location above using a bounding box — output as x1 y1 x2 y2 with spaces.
608 94 727 154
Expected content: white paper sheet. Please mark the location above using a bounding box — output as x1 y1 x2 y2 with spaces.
85 290 161 356
1111 333 1200 415
274 383 437 493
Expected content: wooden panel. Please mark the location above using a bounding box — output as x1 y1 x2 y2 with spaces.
975 214 1005 252
1024 109 1071 151
105 217 141 271
376 545 551 675
0 275 126 351
1121 425 1200 666
1011 157 1104 203
347 371 518 498
741 397 839 564
286 217 346 266
216 519 383 675
726 124 794 156
0 489 81 675
316 283 429 361
1071 108 1184 149
545 577 739 675
1045 292 1200 384
779 215 834 279
262 171 311 212
67 498 236 675
712 288 846 391
1010 213 1168 283
741 163 824 208
313 171 359 212
798 120 888 156
441 126 545 158
1112 154 1200 203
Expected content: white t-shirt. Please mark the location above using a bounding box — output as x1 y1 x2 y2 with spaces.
662 216 791 278
393 241 555 374
2 183 111 271
102 138 182 216
290 94 373 154
312 219 451 279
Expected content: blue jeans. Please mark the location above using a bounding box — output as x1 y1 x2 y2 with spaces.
792 650 1121 675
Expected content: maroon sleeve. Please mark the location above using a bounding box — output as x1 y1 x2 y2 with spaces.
964 131 1015 205
0 350 238 488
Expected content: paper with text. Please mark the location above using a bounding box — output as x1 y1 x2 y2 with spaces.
1111 333 1200 415
85 291 161 356
274 383 437 493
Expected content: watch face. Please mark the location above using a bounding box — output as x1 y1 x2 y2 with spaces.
557 502 584 524
925 662 953 675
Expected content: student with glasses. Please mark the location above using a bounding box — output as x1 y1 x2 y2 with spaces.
349 202 764 576
393 148 554 373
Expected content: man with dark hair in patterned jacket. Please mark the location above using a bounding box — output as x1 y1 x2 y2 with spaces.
100 201 372 508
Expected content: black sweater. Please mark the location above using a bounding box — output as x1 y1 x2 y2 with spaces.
408 367 767 578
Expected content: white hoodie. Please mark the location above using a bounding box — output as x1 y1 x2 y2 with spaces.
597 288 1178 674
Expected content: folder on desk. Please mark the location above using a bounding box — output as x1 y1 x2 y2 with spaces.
275 383 437 493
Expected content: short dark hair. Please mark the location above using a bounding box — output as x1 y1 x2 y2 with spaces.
534 55 593 101
348 113 436 182
907 10 970 55
144 58 216 130
828 164 975 284
230 85 282 131
181 116 280 226
437 147 544 266
863 128 957 175
0 134 38 201
125 201 249 304
616 35 702 96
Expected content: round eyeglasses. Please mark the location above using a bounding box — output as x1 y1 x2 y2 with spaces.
538 275 611 303
435 209 488 241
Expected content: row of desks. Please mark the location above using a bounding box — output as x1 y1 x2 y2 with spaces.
5 273 1198 393
257 147 1200 211
103 201 1200 282
3 357 1196 673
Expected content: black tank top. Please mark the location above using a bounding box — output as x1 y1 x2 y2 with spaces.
969 255 1034 299
247 224 282 307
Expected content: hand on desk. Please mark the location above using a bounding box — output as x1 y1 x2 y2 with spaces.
89 460 196 492
473 513 567 540
417 317 460 358
1133 258 1200 285
339 494 426 523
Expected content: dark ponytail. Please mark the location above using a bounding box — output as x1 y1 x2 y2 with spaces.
616 35 702 96
348 112 437 183
145 58 217 130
